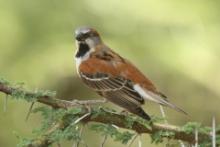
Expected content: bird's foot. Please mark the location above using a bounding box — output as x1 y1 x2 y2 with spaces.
120 110 129 116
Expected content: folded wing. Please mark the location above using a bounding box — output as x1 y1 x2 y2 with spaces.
79 72 144 106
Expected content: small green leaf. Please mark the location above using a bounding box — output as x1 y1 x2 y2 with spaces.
90 123 134 144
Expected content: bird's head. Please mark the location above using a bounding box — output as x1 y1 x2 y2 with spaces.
75 27 102 48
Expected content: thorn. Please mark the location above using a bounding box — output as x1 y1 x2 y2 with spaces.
159 105 168 124
72 112 90 125
75 126 83 147
25 102 35 122
159 105 169 137
160 105 185 146
212 116 216 147
72 126 88 147
194 129 198 147
138 135 142 147
127 134 138 147
3 94 8 112
111 124 119 130
79 127 88 147
100 135 107 147
178 140 185 147
70 105 91 127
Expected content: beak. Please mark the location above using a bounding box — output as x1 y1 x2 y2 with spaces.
75 33 84 41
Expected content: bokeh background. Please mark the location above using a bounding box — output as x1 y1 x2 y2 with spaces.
0 0 220 146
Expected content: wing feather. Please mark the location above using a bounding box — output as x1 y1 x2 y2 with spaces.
79 72 144 104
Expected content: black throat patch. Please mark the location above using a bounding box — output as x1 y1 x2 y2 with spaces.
75 43 90 58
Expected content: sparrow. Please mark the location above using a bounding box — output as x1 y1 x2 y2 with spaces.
74 26 187 120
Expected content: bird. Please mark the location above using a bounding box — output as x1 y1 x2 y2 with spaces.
74 26 187 120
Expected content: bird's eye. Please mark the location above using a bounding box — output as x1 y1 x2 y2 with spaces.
89 32 98 37
78 32 97 41
83 33 90 38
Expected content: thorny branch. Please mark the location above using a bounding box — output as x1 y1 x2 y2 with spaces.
0 81 215 147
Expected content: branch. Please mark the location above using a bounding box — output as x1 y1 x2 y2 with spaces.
0 81 105 108
0 80 214 146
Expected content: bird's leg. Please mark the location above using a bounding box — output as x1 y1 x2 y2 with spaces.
70 98 108 123
103 98 108 103
98 98 108 103
71 98 108 106
120 109 129 116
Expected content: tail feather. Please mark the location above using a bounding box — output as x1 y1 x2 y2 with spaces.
133 85 187 115
148 91 188 115
132 107 151 120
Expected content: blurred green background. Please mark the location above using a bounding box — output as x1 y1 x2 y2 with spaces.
0 0 220 146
